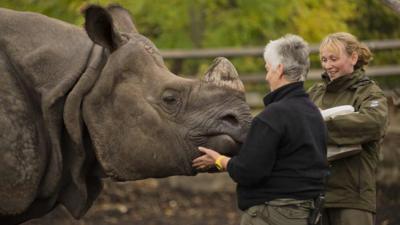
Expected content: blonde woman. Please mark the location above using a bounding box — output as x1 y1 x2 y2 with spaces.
308 32 389 225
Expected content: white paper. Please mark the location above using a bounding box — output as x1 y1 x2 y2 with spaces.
321 105 355 121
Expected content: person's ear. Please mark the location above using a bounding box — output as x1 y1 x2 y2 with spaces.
351 52 359 66
277 63 284 78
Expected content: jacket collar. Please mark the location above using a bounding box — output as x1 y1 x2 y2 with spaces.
263 81 307 106
321 69 366 92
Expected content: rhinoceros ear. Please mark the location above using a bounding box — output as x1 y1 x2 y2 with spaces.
202 57 245 92
83 5 123 52
106 4 138 34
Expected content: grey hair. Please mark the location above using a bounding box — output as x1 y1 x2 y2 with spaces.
263 34 310 82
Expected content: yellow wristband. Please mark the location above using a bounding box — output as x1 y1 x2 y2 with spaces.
215 156 225 171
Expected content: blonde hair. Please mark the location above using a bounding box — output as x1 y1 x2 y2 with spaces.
320 32 372 69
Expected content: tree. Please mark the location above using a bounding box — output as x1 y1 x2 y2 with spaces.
1 0 399 75
382 0 400 13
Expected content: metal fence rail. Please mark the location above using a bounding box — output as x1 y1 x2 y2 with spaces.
240 65 400 82
161 39 400 59
160 39 400 81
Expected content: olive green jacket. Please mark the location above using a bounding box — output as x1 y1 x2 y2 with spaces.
308 69 389 213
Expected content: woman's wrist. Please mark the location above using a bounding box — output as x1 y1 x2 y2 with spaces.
215 155 230 171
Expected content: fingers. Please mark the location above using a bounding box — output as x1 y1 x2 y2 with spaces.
192 155 212 166
198 146 220 159
193 146 224 171
192 161 210 170
192 153 214 170
192 153 212 162
198 146 212 154
194 164 212 172
192 156 205 164
192 158 207 167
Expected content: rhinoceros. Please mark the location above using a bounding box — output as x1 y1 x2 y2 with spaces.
0 5 251 224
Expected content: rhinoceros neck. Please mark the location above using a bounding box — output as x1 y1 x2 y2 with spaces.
64 44 107 144
58 44 108 218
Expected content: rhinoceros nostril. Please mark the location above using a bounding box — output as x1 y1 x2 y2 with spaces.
221 114 239 127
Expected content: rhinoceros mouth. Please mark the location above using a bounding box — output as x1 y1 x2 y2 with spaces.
186 131 243 174
204 134 241 156
188 132 242 155
188 133 242 174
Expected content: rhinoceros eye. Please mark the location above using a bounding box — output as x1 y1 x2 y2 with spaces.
161 89 181 114
163 95 177 104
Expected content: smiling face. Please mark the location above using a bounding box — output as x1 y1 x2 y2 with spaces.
320 42 358 81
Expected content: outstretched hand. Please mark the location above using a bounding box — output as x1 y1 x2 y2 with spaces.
192 147 221 170
192 147 231 172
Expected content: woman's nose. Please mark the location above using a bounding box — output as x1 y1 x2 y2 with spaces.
323 61 332 69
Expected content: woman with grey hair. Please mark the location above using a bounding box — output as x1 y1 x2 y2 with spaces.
263 34 310 83
193 34 329 225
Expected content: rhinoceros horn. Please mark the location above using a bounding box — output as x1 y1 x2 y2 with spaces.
203 57 245 92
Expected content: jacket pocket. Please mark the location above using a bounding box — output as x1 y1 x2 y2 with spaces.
327 155 361 193
344 155 362 192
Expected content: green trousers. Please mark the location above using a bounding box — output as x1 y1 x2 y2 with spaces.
321 208 374 225
240 198 313 225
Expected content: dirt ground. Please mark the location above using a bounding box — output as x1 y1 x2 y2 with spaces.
22 133 400 225
23 174 241 225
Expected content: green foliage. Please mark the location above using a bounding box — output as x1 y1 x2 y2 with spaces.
0 0 357 48
1 0 83 24
286 0 356 42
349 0 400 39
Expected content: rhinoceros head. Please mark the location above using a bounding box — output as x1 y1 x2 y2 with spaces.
81 5 251 181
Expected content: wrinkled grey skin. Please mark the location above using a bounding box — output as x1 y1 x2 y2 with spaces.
0 5 251 224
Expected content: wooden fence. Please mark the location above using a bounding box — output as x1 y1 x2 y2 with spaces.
160 39 400 82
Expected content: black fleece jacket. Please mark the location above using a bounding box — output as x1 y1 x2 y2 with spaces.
227 82 329 210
